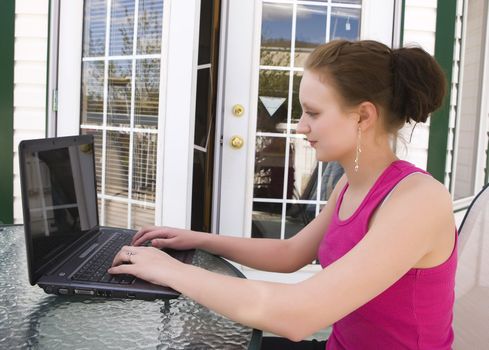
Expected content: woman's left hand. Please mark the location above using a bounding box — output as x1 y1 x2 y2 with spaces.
108 245 183 287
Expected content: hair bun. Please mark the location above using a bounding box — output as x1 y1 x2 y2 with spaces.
391 46 446 124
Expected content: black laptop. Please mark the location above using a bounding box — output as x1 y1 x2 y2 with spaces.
18 135 194 300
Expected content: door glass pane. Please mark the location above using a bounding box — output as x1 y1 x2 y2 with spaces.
291 71 302 132
287 138 317 200
252 1 359 242
135 59 160 128
260 3 293 67
252 202 282 239
453 0 484 200
80 0 164 228
107 60 132 127
307 0 361 3
257 70 289 134
330 7 361 41
109 0 135 56
83 0 107 57
285 203 316 239
254 136 286 199
295 5 327 67
105 131 130 198
132 132 157 202
81 61 104 125
137 0 163 54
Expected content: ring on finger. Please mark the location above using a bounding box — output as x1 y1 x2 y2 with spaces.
126 251 135 263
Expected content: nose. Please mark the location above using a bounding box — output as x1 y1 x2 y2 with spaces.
295 113 310 135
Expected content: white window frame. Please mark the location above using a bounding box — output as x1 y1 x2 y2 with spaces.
55 0 201 229
451 0 489 211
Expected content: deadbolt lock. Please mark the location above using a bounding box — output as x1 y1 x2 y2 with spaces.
232 104 245 117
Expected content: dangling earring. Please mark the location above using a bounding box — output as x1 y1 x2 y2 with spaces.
354 126 362 172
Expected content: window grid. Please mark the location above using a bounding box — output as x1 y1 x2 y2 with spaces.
81 0 161 228
254 0 360 239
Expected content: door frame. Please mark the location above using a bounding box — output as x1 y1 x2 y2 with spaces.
55 0 201 229
212 0 400 282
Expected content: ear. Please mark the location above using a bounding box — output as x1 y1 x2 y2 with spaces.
356 101 378 130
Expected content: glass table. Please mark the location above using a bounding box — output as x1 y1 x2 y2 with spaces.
0 225 262 349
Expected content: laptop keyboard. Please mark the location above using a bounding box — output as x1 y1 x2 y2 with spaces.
72 233 135 285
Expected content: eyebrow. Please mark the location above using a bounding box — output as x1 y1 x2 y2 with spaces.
301 102 317 110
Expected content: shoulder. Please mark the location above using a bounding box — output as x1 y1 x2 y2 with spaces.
374 172 454 245
389 172 452 209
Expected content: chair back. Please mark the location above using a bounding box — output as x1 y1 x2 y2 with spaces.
453 183 489 349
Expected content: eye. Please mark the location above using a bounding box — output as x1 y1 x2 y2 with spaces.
305 111 318 117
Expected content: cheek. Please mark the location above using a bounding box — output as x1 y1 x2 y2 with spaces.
317 121 357 158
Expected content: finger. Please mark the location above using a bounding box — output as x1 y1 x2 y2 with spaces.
111 246 135 267
151 238 173 249
107 264 135 275
133 229 171 247
131 226 155 245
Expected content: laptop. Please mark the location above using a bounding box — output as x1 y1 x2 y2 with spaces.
18 134 194 300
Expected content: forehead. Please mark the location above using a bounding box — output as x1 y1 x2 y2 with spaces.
299 70 339 106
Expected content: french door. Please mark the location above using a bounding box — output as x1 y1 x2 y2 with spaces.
216 0 398 282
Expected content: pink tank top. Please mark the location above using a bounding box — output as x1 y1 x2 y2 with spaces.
318 160 457 350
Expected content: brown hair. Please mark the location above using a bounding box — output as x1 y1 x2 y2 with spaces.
304 40 446 132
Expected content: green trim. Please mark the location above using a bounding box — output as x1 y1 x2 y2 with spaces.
0 0 15 225
399 0 406 47
427 0 458 183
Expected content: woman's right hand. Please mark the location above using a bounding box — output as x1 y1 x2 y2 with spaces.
131 226 203 250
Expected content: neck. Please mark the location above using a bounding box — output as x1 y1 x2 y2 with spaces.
339 139 398 191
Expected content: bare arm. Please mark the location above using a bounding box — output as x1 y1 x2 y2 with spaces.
134 176 346 273
110 174 455 340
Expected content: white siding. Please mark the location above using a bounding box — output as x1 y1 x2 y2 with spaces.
449 0 470 195
395 0 438 171
13 0 49 223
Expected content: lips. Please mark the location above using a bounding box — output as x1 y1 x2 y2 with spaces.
308 140 317 147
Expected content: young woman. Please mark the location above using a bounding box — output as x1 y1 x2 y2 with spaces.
109 40 456 350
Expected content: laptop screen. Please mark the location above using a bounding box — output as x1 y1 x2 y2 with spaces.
22 138 98 271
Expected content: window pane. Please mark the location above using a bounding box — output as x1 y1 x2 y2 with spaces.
330 7 361 41
104 199 127 227
81 61 105 125
287 138 317 200
252 202 282 239
291 71 302 133
306 0 361 3
81 129 103 194
137 0 164 54
295 5 327 67
197 0 212 64
194 68 211 147
83 0 107 57
81 0 163 229
135 59 160 128
453 2 485 200
254 137 286 199
260 3 293 67
132 132 157 202
107 60 132 127
319 161 344 201
105 131 130 198
109 0 135 56
285 203 315 239
131 203 155 229
257 70 289 134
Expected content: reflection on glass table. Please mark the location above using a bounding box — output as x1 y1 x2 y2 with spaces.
0 226 261 349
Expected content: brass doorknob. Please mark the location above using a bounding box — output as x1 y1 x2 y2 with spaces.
230 136 244 149
232 104 245 117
